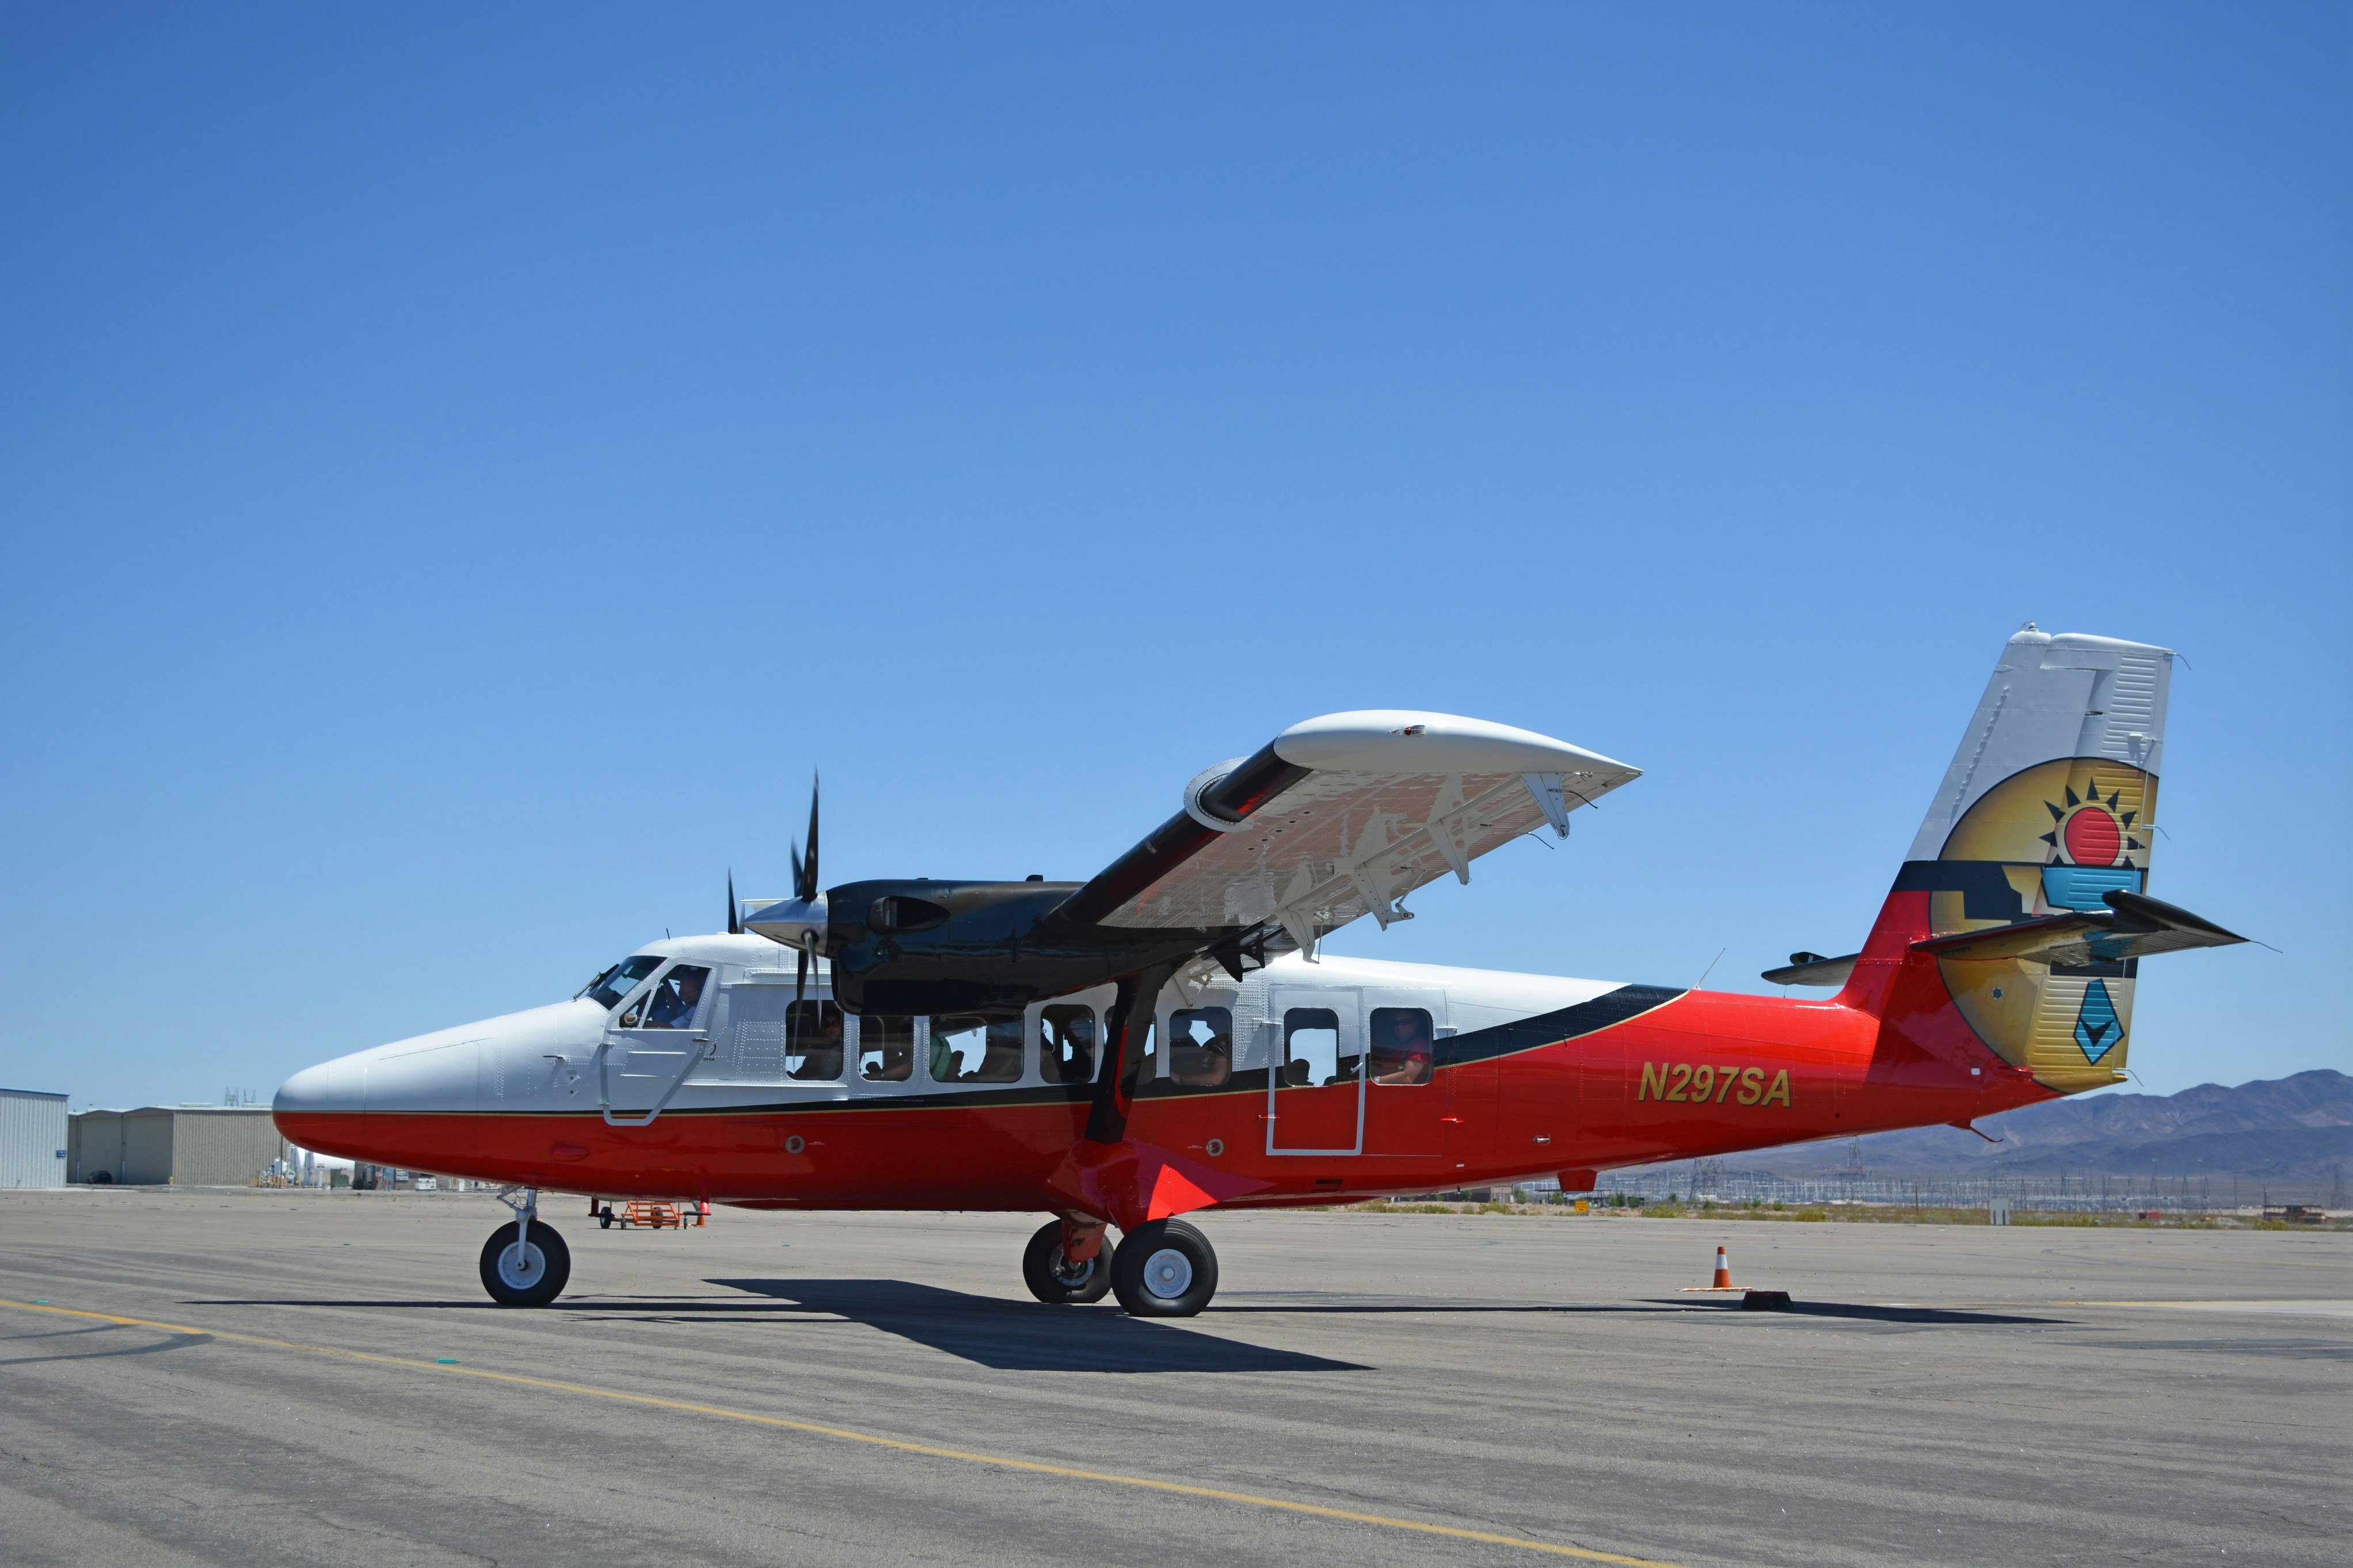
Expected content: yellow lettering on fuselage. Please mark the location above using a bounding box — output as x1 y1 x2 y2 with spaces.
1635 1062 1795 1108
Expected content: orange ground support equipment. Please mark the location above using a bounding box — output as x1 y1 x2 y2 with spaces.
618 1200 709 1230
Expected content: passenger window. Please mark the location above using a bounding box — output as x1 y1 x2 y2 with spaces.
858 1016 915 1082
1281 1008 1342 1087
786 1001 844 1081
1039 1005 1097 1084
1169 1007 1233 1088
581 955 663 1011
638 965 711 1029
1368 1008 1434 1085
929 1015 1023 1084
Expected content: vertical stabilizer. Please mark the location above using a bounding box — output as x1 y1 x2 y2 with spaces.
1885 627 2175 1092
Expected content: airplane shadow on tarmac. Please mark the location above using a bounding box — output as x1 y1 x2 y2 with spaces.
179 1283 1368 1374
705 1279 1370 1373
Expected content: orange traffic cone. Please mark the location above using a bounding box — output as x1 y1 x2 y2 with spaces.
1711 1246 1733 1289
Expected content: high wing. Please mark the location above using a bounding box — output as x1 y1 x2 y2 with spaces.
1910 888 2247 968
1056 711 1639 956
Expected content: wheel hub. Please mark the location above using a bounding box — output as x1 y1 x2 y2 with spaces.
498 1239 545 1290
1141 1246 1193 1299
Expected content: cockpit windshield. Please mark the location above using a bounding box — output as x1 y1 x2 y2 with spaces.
578 955 664 1010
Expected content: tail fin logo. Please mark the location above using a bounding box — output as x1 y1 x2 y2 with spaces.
2073 980 2122 1064
2044 782 2142 869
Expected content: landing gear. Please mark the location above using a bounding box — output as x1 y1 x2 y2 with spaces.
1022 1219 1113 1304
479 1188 571 1307
1110 1218 1219 1318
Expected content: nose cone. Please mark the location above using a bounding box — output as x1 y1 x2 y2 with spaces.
275 1058 351 1117
274 1050 369 1159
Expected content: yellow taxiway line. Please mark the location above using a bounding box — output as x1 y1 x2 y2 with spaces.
0 1296 1684 1567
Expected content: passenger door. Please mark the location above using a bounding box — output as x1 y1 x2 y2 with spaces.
1266 986 1362 1155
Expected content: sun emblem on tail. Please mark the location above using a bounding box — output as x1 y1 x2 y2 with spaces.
2042 782 2142 868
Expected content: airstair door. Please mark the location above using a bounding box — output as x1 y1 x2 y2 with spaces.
1266 986 1362 1155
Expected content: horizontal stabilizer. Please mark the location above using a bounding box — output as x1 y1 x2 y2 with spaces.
1761 951 1859 987
1912 890 2245 968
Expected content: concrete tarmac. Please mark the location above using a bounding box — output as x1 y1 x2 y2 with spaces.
1 1190 2344 1567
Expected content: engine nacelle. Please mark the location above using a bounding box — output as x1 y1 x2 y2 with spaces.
817 878 1212 1017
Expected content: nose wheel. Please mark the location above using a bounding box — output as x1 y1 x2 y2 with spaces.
479 1187 572 1307
479 1219 571 1306
1109 1219 1219 1317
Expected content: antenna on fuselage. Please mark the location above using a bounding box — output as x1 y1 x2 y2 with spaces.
726 868 742 934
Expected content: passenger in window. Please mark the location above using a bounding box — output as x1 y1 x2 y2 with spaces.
859 1016 915 1082
787 1001 844 1081
1369 1008 1434 1085
642 966 711 1029
929 1016 983 1082
1170 1008 1233 1088
922 1017 1022 1084
1039 1006 1096 1085
978 1018 1025 1082
1282 1008 1342 1085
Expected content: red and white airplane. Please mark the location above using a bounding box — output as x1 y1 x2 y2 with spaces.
276 627 2242 1316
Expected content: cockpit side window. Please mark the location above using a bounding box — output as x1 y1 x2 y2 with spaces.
638 965 711 1029
580 955 664 1010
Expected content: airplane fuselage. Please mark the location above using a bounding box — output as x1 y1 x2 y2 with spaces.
275 932 2048 1214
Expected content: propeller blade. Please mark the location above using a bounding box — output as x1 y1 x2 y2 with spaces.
795 945 809 1006
726 868 741 934
797 772 821 902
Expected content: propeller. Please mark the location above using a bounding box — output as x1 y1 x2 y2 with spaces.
789 774 819 1004
726 868 741 935
744 773 830 999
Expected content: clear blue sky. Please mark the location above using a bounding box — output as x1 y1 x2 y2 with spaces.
2 4 2344 1108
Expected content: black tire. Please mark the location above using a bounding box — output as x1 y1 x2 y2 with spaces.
1022 1220 1114 1304
478 1220 571 1307
1110 1218 1218 1317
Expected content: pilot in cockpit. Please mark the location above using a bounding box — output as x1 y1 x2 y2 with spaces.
642 966 710 1029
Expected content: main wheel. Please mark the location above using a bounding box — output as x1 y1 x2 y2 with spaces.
1022 1220 1113 1304
1110 1219 1218 1317
478 1220 571 1307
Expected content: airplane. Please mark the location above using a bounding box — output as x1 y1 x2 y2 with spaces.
274 627 2245 1317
